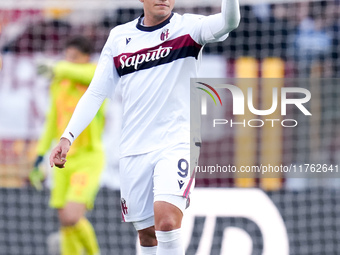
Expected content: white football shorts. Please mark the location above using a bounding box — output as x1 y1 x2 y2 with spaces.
119 143 200 225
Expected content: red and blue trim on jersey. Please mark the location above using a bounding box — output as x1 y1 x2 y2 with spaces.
183 168 196 198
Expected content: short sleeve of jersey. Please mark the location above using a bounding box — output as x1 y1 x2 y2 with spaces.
183 14 229 45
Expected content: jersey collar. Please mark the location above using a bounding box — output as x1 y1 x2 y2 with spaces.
136 12 174 32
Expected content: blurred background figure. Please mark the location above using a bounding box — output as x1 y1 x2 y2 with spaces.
29 35 105 255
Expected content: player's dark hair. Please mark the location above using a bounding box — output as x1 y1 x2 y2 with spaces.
65 35 94 55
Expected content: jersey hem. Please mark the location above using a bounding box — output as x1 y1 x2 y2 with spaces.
119 140 190 158
122 212 155 223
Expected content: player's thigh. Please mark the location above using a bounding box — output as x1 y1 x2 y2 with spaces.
119 154 154 223
50 167 71 209
58 202 87 226
154 200 183 231
66 152 104 210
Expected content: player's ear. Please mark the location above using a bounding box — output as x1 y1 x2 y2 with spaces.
139 0 144 3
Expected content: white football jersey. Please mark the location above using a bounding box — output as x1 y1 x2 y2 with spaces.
62 12 230 157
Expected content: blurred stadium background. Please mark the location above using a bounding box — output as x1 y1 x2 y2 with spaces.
1 0 340 254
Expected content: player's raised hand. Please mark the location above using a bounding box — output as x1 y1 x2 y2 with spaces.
49 138 70 168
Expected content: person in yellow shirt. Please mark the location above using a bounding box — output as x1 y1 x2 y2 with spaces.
30 35 105 255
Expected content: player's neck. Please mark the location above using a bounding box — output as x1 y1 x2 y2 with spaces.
142 13 171 27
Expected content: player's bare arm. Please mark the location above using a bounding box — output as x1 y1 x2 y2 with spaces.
49 137 71 168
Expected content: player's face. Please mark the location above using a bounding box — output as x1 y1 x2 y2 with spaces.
64 47 90 64
141 0 175 26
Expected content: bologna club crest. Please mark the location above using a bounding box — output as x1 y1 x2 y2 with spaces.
121 198 128 215
160 28 170 41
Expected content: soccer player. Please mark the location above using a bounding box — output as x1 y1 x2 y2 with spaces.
49 0 240 254
30 36 105 255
